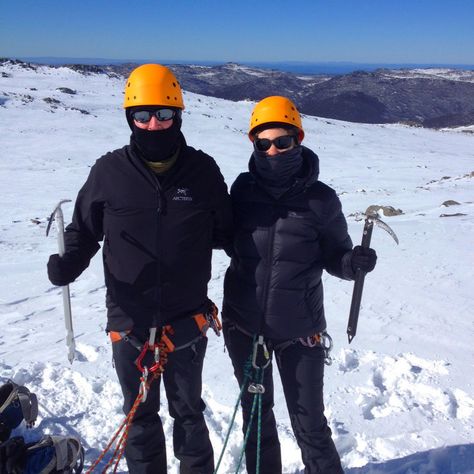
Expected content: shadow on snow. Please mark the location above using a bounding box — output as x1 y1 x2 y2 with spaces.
344 443 474 474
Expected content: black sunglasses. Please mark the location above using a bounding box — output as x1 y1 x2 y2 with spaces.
132 108 176 123
254 135 296 152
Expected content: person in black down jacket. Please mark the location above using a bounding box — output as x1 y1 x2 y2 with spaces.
222 96 377 474
47 64 232 474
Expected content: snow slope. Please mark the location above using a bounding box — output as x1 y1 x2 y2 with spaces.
1 61 473 473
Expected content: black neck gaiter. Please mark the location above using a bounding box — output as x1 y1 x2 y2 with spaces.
131 120 181 162
253 146 304 192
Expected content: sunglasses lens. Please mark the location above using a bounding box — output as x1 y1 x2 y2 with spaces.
132 110 152 123
274 136 294 149
254 139 272 152
132 109 176 123
156 109 175 121
254 135 295 152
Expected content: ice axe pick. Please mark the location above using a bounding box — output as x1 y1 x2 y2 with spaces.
347 207 399 344
46 199 76 363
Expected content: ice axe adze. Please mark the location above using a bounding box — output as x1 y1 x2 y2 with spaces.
347 208 399 344
46 199 76 363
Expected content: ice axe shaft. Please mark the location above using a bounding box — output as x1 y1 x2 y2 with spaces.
47 199 75 363
347 210 398 344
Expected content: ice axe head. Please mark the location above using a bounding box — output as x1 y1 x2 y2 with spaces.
46 199 71 237
364 207 399 245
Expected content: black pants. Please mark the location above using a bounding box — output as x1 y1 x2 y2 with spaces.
223 323 343 474
112 334 214 474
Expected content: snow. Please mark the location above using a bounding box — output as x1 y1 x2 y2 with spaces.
385 68 474 83
1 61 474 473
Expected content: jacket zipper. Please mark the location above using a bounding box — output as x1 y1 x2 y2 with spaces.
128 147 165 328
152 174 163 329
259 207 277 334
142 163 163 329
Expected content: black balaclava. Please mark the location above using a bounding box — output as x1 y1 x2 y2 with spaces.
253 145 304 189
127 107 182 162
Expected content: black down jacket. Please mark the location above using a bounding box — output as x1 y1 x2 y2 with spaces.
223 147 354 340
63 136 232 331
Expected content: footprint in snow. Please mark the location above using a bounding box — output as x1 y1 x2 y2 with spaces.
355 353 471 421
338 349 360 372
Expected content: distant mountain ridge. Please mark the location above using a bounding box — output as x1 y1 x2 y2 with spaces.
2 58 474 128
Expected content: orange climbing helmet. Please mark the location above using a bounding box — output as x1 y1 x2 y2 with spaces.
248 96 304 140
123 64 184 109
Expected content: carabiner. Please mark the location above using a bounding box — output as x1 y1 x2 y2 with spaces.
139 366 149 403
320 331 333 366
252 335 271 369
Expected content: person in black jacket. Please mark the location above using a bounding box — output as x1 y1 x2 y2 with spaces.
47 64 232 474
223 96 377 474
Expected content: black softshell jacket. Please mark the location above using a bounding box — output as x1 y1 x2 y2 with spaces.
64 137 232 331
223 147 354 340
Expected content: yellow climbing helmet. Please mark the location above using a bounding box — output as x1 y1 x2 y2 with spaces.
123 64 184 109
248 96 304 140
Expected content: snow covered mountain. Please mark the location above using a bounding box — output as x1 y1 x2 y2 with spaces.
4 58 474 128
1 61 473 473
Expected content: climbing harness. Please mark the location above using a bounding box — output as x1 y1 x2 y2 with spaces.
214 334 270 474
86 330 169 473
109 304 221 354
273 330 333 365
88 305 221 472
299 330 333 365
214 328 335 473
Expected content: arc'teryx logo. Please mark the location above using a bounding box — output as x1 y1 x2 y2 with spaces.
288 211 304 219
172 188 193 201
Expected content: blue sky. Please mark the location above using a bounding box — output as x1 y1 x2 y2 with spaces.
1 0 473 65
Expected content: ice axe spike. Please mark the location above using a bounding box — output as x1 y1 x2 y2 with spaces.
347 208 399 344
47 199 76 364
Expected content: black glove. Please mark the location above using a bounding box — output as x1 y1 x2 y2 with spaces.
351 245 377 273
47 252 84 286
0 437 27 474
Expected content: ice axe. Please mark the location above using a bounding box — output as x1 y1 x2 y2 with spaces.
347 207 399 343
46 199 76 363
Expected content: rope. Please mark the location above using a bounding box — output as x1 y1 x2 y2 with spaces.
214 349 266 474
213 372 250 474
256 370 264 474
85 387 144 473
234 368 264 474
214 355 254 474
86 338 169 473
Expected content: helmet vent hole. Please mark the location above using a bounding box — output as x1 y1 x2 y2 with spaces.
167 95 170 100
173 82 176 87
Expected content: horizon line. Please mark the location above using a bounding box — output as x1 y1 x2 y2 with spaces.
4 56 474 68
